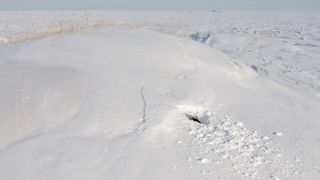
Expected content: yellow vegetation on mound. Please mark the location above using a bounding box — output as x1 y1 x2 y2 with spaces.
0 17 144 47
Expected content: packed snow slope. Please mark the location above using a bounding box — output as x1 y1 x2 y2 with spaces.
0 26 319 179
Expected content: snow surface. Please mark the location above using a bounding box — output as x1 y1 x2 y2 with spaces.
0 11 320 180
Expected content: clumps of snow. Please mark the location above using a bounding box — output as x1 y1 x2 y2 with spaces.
197 157 210 164
273 132 283 136
270 175 281 180
179 105 282 178
189 117 271 177
176 74 187 80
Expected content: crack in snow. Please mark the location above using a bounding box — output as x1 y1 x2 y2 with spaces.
140 87 147 124
133 86 147 134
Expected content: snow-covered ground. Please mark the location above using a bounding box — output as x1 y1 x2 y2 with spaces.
0 11 319 180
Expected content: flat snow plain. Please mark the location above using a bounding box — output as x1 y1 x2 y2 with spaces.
0 11 319 180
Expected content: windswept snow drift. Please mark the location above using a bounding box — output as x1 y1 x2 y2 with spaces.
0 27 319 180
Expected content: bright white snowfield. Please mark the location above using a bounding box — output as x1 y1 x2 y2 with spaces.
0 11 320 180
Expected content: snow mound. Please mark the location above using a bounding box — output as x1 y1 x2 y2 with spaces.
0 27 315 179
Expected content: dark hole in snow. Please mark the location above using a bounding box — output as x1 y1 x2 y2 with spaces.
178 105 211 125
184 113 202 124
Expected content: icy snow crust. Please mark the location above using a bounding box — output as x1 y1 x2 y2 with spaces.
0 11 320 180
